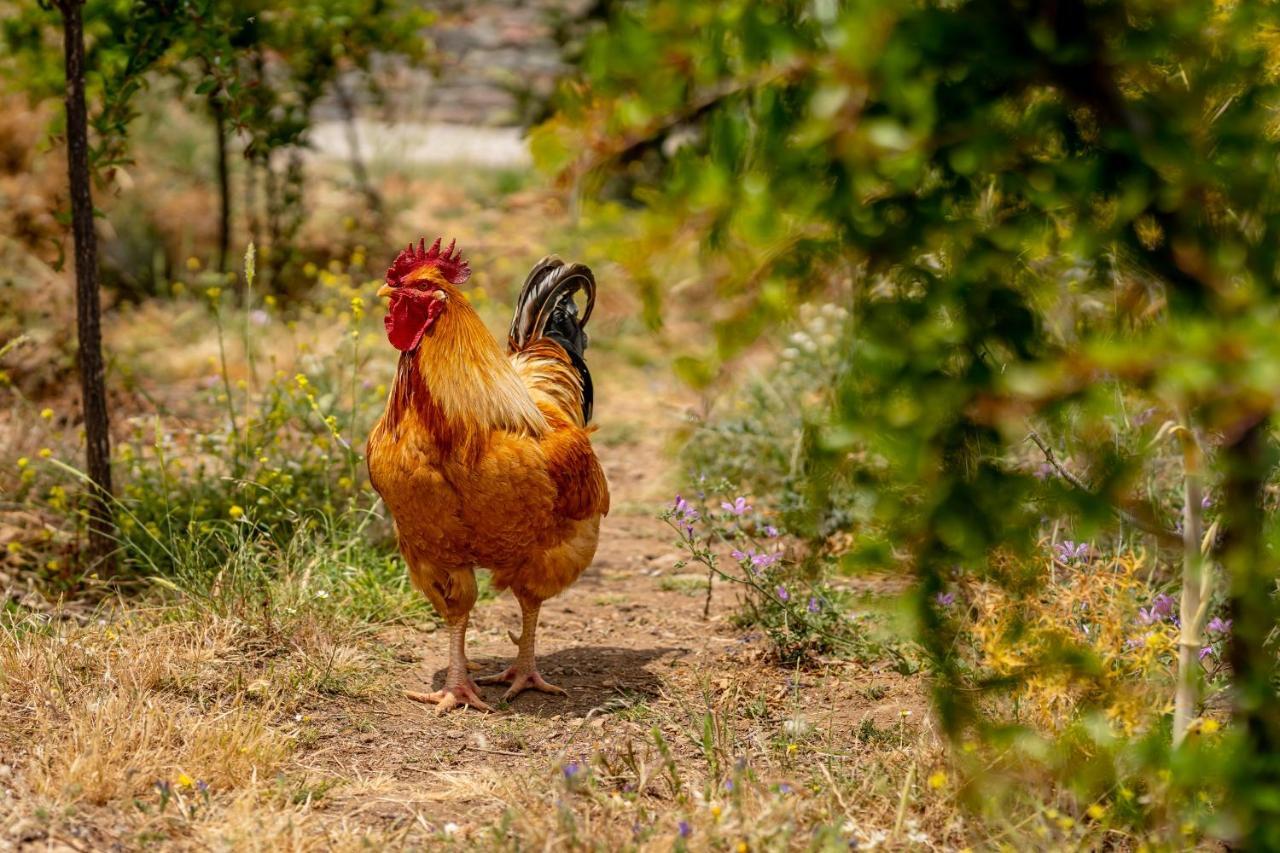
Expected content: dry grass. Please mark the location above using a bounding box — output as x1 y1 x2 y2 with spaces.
0 581 412 850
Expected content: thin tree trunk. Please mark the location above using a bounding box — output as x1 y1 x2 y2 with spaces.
210 94 231 274
263 152 280 289
1172 423 1204 746
332 74 383 218
58 0 115 572
245 154 261 272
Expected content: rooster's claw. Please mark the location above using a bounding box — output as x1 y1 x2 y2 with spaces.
406 683 494 713
476 666 568 700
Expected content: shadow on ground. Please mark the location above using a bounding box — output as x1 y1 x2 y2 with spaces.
426 644 684 717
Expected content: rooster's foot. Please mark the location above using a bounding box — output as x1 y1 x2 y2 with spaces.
405 681 494 714
476 665 567 700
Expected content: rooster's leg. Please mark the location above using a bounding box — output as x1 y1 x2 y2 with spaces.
476 597 567 700
406 612 494 713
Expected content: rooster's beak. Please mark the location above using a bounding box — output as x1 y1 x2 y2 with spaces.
376 283 395 299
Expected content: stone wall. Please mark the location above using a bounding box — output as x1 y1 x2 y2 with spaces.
364 0 596 128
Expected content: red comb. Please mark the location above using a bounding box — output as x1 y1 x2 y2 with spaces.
386 237 471 286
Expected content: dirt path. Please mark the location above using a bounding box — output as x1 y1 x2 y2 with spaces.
285 366 930 845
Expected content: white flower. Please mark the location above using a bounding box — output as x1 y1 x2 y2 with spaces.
315 589 330 599
443 823 459 837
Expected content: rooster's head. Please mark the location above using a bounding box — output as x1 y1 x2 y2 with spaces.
378 237 472 352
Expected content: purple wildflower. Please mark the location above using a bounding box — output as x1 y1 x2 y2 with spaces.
776 585 790 603
563 761 582 779
808 597 821 614
1207 616 1232 634
1199 646 1214 661
196 780 209 794
1201 493 1213 509
724 779 734 791
678 821 692 839
1054 540 1090 563
751 552 780 569
721 497 752 516
731 548 751 561
674 494 701 537
1034 462 1055 480
935 592 956 607
1137 593 1178 626
779 783 792 795
764 525 780 538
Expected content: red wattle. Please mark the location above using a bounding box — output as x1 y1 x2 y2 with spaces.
385 292 443 352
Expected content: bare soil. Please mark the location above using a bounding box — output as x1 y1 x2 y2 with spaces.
278 368 930 844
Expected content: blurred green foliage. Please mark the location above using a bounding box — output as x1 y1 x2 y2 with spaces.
544 0 1280 843
0 0 429 283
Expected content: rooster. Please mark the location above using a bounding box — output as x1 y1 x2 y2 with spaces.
367 238 610 713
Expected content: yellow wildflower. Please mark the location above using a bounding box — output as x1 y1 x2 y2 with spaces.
186 256 201 271
40 407 53 420
177 772 194 787
736 843 748 853
710 805 722 820
927 771 948 790
38 448 52 459
229 505 245 520
1200 718 1220 735
206 286 222 301
16 457 29 469
1086 803 1107 820
6 542 21 554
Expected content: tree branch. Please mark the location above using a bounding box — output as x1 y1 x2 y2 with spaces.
1026 430 1179 545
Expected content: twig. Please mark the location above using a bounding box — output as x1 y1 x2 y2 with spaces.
892 761 916 841
1026 430 1177 542
467 746 526 758
703 561 714 620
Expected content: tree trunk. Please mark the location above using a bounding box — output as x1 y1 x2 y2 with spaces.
1172 424 1205 746
1221 415 1280 846
58 0 115 573
245 153 261 273
210 94 231 274
332 74 384 219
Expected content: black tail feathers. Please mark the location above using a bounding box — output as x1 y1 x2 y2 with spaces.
508 256 596 422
